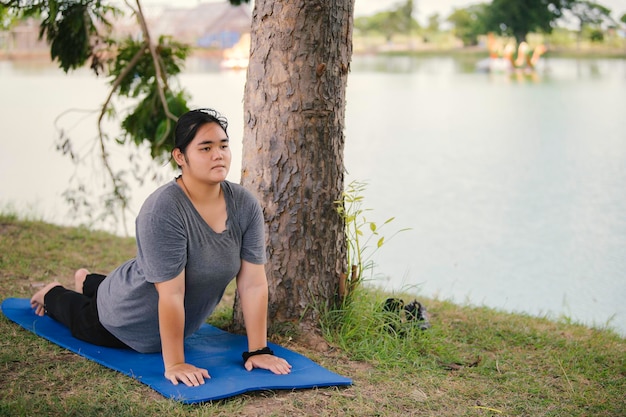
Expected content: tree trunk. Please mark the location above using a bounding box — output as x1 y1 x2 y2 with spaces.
234 0 354 335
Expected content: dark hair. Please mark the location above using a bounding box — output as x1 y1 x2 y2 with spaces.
174 108 229 154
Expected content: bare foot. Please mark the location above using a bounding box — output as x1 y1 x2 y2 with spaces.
30 281 61 316
74 268 90 293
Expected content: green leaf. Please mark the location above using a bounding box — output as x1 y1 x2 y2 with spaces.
121 88 189 159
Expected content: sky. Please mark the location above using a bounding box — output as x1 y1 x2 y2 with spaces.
141 0 626 24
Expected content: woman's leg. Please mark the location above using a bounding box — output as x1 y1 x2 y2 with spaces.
30 273 129 349
74 268 89 293
74 269 106 296
30 281 61 317
81 273 107 298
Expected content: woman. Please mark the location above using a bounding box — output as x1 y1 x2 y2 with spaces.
30 108 292 387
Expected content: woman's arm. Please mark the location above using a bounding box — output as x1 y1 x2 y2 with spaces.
236 260 292 374
155 270 210 386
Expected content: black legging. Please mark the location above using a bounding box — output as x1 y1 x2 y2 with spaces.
44 274 130 349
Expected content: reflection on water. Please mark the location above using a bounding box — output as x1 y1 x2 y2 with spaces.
1 55 625 336
344 55 626 336
350 53 626 85
351 54 484 74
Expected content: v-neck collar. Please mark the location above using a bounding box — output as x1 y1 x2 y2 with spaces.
172 179 231 235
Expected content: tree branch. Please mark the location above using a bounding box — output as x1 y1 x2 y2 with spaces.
95 42 149 236
91 0 176 235
134 0 177 122
133 0 176 145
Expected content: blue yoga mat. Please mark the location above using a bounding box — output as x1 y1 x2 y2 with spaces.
1 298 351 403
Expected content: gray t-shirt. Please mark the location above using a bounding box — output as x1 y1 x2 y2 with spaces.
96 179 266 353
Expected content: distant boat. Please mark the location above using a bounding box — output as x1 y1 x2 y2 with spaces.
475 57 512 73
220 57 249 70
220 33 250 70
476 39 546 74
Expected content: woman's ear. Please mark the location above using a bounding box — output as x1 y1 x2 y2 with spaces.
172 148 185 167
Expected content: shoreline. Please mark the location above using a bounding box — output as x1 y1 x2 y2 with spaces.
2 45 625 64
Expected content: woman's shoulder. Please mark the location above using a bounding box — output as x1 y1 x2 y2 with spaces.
222 181 263 227
222 181 259 205
141 180 185 213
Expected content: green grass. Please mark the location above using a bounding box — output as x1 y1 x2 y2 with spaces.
1 213 625 416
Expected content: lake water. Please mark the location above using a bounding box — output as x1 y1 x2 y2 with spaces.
1 55 625 336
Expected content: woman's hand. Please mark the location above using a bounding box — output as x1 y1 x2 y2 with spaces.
164 362 211 386
244 354 292 375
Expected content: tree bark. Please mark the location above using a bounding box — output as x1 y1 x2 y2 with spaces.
234 0 354 334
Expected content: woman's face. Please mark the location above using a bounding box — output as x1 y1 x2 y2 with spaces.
178 122 231 184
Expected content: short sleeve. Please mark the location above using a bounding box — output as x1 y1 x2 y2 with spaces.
135 196 187 283
237 187 267 265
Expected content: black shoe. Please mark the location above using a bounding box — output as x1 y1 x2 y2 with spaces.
405 300 432 330
382 298 404 334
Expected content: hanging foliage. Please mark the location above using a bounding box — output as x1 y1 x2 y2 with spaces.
110 35 190 161
1 0 202 233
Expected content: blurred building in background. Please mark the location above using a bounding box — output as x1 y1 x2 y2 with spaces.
0 2 252 64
